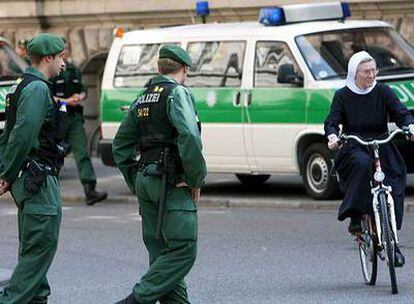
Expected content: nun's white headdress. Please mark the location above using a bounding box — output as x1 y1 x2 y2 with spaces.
346 51 377 95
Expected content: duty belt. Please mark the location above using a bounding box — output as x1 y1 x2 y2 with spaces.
137 148 183 184
20 159 59 177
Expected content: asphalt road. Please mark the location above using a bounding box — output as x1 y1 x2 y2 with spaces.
2 202 414 304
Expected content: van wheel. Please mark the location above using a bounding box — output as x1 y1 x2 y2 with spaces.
235 174 271 185
302 143 339 200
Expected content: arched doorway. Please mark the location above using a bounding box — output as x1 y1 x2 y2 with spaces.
80 52 108 156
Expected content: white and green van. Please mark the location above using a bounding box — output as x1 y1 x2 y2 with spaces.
98 2 414 199
0 38 28 130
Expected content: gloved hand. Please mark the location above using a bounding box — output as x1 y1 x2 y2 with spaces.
327 134 340 150
408 124 414 141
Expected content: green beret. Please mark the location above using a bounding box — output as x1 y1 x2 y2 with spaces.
27 33 65 56
159 44 192 67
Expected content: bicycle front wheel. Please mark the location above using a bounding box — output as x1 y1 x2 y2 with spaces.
379 191 398 294
359 216 377 285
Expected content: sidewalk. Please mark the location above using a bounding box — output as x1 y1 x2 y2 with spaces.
57 158 414 211
1 157 414 211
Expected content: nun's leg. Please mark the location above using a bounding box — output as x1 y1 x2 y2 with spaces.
337 149 373 224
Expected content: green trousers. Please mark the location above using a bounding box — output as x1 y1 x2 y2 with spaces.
133 171 198 304
0 173 62 304
66 113 96 185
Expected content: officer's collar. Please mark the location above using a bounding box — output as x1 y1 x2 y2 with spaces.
151 75 179 85
24 66 52 84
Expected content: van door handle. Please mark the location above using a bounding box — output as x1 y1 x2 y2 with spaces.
120 106 129 112
233 91 241 106
246 92 252 106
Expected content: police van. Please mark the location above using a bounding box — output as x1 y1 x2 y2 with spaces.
0 38 28 130
99 2 414 199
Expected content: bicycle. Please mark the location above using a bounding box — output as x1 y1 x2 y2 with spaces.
339 127 411 294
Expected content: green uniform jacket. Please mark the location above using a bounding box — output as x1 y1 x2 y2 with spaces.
113 75 207 193
0 67 55 183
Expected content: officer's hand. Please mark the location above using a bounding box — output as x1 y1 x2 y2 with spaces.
66 96 77 106
73 94 81 104
176 182 201 203
0 179 10 196
67 94 80 106
407 124 414 141
176 182 188 188
327 134 340 150
190 187 201 204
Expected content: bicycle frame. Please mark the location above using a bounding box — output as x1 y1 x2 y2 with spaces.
370 159 398 248
341 128 408 247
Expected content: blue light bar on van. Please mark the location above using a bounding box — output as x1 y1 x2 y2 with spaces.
259 7 285 26
341 2 351 18
196 1 210 17
259 2 351 26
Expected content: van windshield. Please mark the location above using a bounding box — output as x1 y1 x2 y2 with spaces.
295 27 414 80
0 41 27 80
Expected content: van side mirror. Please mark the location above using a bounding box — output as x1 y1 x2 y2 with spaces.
277 63 303 86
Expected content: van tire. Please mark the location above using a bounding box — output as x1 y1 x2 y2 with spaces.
302 143 340 200
236 174 271 186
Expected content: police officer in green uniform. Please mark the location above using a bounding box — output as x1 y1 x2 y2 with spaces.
0 33 66 304
50 40 107 205
16 39 31 65
113 44 207 304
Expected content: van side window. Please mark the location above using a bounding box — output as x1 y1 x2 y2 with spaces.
255 41 301 87
114 44 170 87
186 41 246 87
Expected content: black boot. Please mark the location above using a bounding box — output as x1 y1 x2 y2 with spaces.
395 245 405 268
83 183 107 206
348 215 362 235
115 293 140 304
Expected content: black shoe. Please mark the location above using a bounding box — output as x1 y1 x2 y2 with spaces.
115 293 140 304
395 246 405 268
348 217 362 235
84 183 107 206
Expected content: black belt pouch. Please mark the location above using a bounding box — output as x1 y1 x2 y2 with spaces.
23 160 48 194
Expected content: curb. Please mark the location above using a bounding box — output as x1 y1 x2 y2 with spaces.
61 194 342 210
60 194 414 212
2 193 414 212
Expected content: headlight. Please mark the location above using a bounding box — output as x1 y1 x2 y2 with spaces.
374 171 385 182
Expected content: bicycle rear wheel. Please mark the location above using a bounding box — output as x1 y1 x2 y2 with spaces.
379 191 398 294
358 216 377 285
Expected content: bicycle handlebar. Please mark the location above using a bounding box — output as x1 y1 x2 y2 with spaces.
340 127 411 146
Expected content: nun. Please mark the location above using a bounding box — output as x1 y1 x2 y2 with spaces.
324 51 414 267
